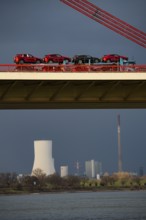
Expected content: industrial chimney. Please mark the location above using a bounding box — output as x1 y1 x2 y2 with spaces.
117 115 122 172
32 140 56 175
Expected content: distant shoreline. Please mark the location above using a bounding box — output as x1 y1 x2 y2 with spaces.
0 187 145 196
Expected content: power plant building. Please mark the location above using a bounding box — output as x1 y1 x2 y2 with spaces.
60 166 68 177
32 140 56 176
85 159 102 178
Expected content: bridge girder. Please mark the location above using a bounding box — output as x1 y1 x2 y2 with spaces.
0 72 146 109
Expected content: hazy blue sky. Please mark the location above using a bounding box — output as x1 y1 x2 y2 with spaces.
0 0 146 175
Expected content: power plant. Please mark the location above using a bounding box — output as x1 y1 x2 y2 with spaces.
31 140 56 175
117 115 122 172
60 166 68 177
85 159 102 178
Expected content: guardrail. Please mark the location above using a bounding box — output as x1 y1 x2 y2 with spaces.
0 63 146 72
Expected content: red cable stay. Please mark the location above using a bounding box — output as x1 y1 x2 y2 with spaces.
60 0 146 48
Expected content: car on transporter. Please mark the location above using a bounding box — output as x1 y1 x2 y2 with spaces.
43 54 71 64
101 54 128 63
72 55 101 64
14 54 43 64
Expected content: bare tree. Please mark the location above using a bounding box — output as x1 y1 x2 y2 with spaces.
32 168 47 189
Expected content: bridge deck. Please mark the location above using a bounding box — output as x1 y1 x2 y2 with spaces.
0 72 146 109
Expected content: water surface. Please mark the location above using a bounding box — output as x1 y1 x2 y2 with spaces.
0 190 146 220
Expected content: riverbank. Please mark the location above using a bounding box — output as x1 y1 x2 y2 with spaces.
0 185 146 195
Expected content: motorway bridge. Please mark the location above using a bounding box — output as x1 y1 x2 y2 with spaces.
0 64 146 109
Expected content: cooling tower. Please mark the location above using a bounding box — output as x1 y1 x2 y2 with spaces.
32 140 55 175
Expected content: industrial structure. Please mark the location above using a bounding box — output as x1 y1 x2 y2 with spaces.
117 115 122 172
32 140 56 176
85 159 102 178
60 166 69 177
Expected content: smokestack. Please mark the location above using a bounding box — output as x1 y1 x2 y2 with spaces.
117 115 122 172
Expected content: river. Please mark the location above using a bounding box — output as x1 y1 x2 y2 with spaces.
0 190 146 220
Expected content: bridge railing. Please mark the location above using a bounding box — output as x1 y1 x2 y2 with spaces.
0 63 146 72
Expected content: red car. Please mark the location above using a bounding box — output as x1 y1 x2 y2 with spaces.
14 54 43 64
102 54 128 63
43 54 71 64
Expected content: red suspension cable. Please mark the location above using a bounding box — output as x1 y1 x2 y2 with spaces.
60 0 146 48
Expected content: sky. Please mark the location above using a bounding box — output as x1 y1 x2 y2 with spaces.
0 0 146 175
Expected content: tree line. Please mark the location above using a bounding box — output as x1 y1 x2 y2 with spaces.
0 169 146 194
